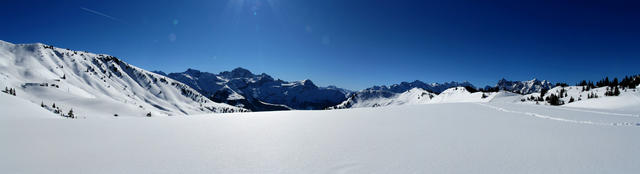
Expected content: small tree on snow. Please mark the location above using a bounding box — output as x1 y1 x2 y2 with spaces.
569 97 575 103
146 112 152 117
68 109 74 119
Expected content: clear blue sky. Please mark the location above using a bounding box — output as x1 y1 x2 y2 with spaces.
1 0 639 90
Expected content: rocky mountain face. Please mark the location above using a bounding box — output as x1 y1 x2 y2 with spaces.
368 80 475 94
162 68 349 111
491 78 554 94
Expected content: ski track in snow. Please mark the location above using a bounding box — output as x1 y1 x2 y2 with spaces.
557 106 640 118
475 103 640 127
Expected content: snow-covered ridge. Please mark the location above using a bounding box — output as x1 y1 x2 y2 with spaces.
0 40 246 118
491 78 554 94
163 68 349 111
368 80 475 94
330 81 640 110
330 87 505 109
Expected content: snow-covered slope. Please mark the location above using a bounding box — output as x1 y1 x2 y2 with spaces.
3 102 639 173
520 85 640 113
564 89 640 112
332 81 477 109
429 87 491 103
331 88 436 109
331 87 506 109
0 40 246 117
0 92 59 119
163 68 348 111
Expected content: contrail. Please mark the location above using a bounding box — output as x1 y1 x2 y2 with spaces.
80 7 124 23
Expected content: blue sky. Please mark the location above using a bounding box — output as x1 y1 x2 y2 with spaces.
1 0 639 90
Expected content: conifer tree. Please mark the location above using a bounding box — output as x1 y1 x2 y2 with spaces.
68 109 74 119
569 97 575 103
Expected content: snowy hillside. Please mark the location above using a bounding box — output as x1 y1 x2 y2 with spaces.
2 96 639 173
331 88 436 109
331 87 506 109
332 81 478 109
429 86 492 103
520 85 640 113
163 68 348 111
0 40 246 118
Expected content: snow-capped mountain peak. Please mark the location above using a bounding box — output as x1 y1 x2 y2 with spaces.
0 40 246 117
164 68 347 111
494 78 554 94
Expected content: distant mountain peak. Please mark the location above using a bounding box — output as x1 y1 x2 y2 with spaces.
300 79 315 86
495 78 553 94
219 67 254 78
163 68 348 111
184 68 202 76
151 70 167 76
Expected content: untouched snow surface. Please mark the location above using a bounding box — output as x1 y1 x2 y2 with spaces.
2 93 639 173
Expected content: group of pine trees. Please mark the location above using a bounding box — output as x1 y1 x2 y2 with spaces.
545 87 567 106
43 102 76 119
578 75 640 91
2 87 16 96
604 86 621 96
546 93 563 106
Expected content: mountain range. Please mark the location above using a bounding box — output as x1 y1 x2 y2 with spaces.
1 40 594 115
156 68 350 111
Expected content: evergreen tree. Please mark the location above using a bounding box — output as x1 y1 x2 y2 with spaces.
569 97 575 103
146 112 152 117
41 101 45 107
540 88 548 97
578 80 587 86
68 109 74 119
546 94 563 106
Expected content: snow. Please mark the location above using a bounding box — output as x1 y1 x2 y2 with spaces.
2 39 640 173
2 93 639 173
333 87 504 109
0 40 245 118
564 88 640 113
166 68 347 110
0 93 58 119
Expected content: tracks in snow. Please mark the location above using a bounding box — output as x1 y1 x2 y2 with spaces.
556 106 640 118
475 103 640 127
